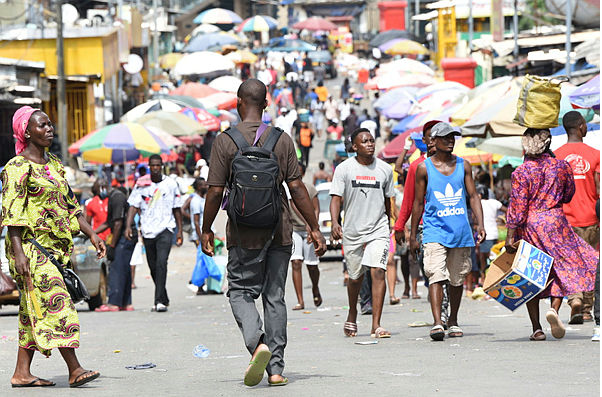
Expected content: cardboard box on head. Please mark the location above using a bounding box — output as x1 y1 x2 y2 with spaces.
483 240 553 311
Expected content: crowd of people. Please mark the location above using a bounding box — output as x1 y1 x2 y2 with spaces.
1 71 599 389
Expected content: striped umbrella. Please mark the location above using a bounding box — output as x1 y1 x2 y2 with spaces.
236 15 278 32
193 8 242 24
179 107 221 131
69 123 171 163
121 99 187 122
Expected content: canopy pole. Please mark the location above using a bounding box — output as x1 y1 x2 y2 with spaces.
123 149 128 189
488 158 494 192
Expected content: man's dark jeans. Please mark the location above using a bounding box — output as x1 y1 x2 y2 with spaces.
108 236 136 307
143 229 174 306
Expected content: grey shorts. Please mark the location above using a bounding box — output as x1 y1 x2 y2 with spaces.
343 238 389 280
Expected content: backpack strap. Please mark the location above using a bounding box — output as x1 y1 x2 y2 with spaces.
262 127 283 152
224 127 250 150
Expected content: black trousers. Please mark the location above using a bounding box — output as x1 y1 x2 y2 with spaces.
143 229 173 306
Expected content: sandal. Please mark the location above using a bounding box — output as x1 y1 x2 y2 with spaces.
244 347 272 387
371 327 391 338
292 303 304 311
401 293 410 299
412 294 421 299
11 378 55 388
430 324 445 341
529 329 546 341
69 370 100 388
94 304 119 312
448 325 464 338
546 308 566 339
389 296 401 305
313 295 323 307
344 321 357 337
268 377 289 386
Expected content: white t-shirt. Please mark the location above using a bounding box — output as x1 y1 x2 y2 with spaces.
189 193 205 242
330 157 395 244
128 175 182 238
481 198 502 240
338 102 350 121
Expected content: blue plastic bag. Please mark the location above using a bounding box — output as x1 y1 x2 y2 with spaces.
191 246 223 287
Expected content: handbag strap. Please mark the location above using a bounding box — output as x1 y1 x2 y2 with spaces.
28 239 65 276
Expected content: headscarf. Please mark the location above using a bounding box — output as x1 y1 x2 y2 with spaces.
521 128 551 156
12 106 38 155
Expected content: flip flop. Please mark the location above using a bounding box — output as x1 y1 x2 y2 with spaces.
412 295 421 299
125 363 156 370
389 296 401 305
401 293 410 299
529 329 546 341
292 304 304 311
448 325 464 338
430 325 445 341
268 377 289 386
244 348 272 387
546 308 566 339
11 378 55 388
69 370 100 388
371 327 391 338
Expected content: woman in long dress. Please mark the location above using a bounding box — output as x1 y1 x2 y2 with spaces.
3 106 106 387
505 128 598 341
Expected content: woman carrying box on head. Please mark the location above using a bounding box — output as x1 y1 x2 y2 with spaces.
505 128 599 341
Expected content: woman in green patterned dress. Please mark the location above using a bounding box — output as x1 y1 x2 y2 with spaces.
3 107 106 388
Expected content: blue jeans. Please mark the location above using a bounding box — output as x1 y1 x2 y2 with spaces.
108 236 136 307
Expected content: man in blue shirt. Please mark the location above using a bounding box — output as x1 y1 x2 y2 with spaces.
410 122 485 341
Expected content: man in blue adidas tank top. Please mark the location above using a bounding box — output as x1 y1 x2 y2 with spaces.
410 122 485 341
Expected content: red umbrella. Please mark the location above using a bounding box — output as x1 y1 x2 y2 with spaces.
292 17 337 31
170 82 219 98
179 135 204 145
377 127 420 161
179 107 221 131
202 92 238 110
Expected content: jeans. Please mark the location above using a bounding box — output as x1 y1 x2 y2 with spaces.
227 244 292 376
143 229 174 306
107 236 136 307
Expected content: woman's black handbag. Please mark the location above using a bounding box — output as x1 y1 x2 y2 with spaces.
28 239 90 304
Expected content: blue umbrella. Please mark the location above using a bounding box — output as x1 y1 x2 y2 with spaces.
255 38 316 53
183 33 239 52
550 122 600 136
392 114 421 133
373 87 418 110
569 74 600 110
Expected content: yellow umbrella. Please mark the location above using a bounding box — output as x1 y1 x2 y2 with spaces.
384 40 429 56
159 53 184 70
453 137 503 165
450 76 515 126
225 49 258 64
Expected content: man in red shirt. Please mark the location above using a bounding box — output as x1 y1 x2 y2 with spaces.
86 179 111 241
555 111 600 324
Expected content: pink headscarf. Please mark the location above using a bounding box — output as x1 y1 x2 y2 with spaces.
12 106 38 155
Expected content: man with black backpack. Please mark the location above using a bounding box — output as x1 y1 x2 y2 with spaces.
202 79 326 387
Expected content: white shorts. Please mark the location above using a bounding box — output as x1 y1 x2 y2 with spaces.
291 231 319 265
344 238 389 280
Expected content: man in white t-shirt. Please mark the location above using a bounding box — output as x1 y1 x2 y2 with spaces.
126 154 183 312
330 127 395 339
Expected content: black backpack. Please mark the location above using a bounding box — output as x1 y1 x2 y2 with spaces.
225 125 283 263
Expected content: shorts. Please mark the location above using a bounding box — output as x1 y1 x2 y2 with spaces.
291 231 319 265
479 239 496 254
423 243 471 287
344 238 389 280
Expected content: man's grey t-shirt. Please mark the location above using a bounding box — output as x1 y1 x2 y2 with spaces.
330 157 395 244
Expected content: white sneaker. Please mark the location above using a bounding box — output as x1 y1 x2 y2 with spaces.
156 303 168 312
592 327 600 342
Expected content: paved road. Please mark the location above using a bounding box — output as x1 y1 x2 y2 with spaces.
0 240 598 395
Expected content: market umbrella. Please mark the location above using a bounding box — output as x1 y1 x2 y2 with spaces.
190 23 221 37
159 53 184 70
69 123 171 163
225 49 258 64
569 74 600 110
121 99 188 122
193 8 242 24
415 81 470 100
454 137 503 165
370 29 420 47
263 38 316 53
371 72 436 90
292 16 337 31
179 135 204 145
158 94 206 109
170 82 219 98
236 15 278 32
451 76 516 126
199 92 238 110
378 58 435 76
179 107 221 131
208 75 242 93
382 98 414 120
373 86 419 110
173 51 235 78
377 127 420 161
183 32 240 52
380 39 429 56
146 127 185 148
135 111 207 136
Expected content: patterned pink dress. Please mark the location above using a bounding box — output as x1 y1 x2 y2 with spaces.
506 153 598 297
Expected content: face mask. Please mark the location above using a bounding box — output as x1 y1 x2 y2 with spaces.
99 189 108 199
